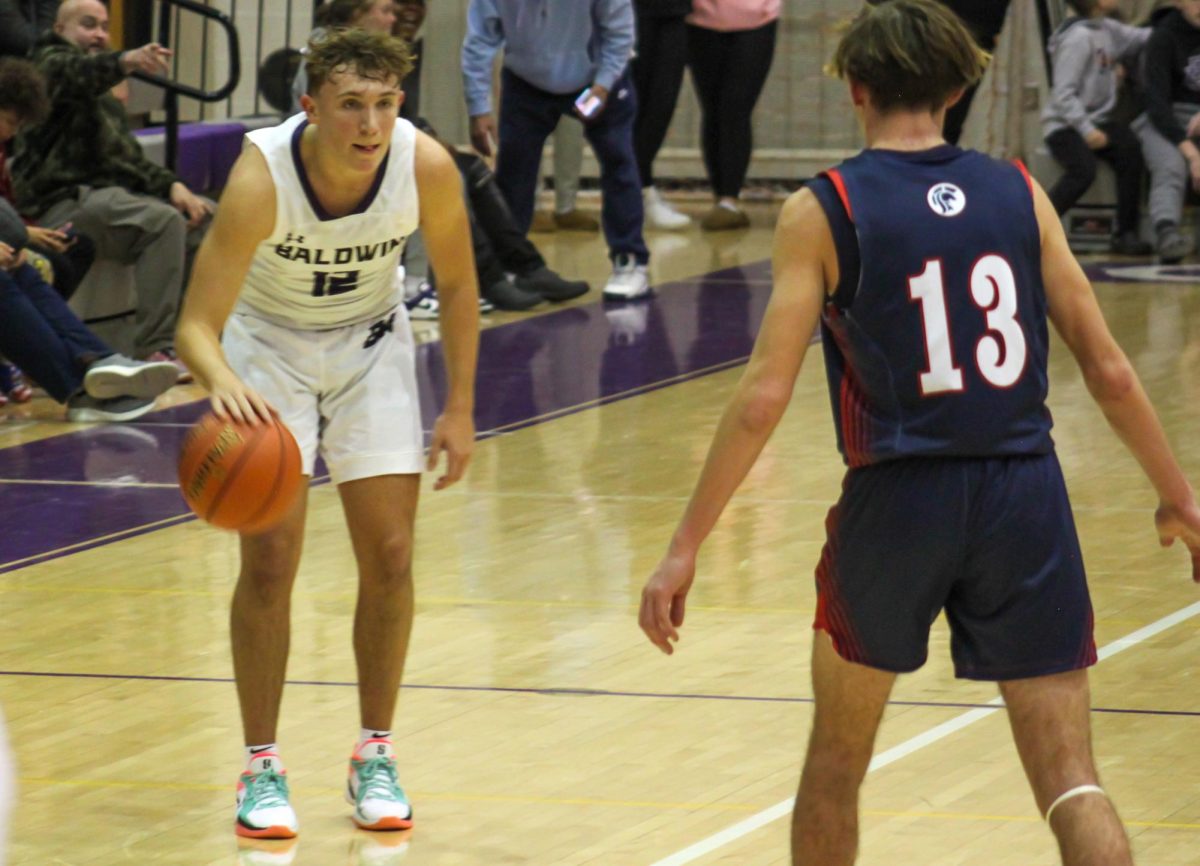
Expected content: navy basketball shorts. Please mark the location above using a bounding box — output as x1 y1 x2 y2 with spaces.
812 453 1097 680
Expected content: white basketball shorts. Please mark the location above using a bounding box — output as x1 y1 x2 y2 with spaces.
223 306 425 484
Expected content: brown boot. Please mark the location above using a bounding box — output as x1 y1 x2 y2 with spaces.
553 209 600 231
700 204 750 231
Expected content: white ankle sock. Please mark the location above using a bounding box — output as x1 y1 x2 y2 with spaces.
358 728 391 749
244 743 280 769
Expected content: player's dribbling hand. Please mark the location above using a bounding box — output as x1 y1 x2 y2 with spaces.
209 375 274 426
1154 498 1200 582
427 408 474 491
639 550 696 655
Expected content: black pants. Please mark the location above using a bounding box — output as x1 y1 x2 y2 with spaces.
399 38 422 122
453 150 544 290
939 0 1012 144
1046 123 1145 235
686 20 778 199
631 11 689 188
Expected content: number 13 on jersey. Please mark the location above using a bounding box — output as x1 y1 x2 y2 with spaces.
908 255 1027 395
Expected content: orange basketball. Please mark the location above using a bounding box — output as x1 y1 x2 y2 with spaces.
178 412 303 533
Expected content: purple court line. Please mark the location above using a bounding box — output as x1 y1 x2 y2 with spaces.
0 262 771 572
0 669 1194 719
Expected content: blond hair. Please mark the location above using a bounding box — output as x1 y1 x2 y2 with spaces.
304 27 414 95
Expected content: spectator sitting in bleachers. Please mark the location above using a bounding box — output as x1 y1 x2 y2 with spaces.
0 239 178 421
11 0 213 378
0 57 96 300
1042 0 1152 256
413 119 589 312
1131 0 1200 263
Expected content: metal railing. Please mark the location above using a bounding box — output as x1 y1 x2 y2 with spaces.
131 0 240 171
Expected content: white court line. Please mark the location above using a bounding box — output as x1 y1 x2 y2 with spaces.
649 598 1200 866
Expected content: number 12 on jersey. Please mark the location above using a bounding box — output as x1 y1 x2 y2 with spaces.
312 269 361 297
908 256 1027 395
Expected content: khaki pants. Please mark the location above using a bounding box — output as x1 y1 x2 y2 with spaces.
42 186 210 358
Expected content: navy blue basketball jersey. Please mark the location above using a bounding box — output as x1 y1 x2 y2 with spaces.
808 145 1054 467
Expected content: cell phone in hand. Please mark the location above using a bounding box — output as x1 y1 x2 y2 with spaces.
574 88 602 120
58 222 78 241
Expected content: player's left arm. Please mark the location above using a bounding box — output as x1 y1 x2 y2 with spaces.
639 188 833 654
414 131 480 490
1034 175 1200 579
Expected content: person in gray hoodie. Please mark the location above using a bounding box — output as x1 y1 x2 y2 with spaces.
1042 0 1152 255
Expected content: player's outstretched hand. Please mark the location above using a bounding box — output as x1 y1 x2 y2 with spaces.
640 551 696 655
427 409 474 491
1155 498 1200 582
209 376 274 426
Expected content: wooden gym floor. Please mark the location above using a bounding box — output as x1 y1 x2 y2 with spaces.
1 198 1198 865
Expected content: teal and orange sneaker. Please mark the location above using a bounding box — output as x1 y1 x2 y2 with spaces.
236 753 298 839
346 738 413 831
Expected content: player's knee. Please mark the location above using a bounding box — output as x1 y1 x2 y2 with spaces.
363 534 414 588
238 541 301 600
801 743 871 794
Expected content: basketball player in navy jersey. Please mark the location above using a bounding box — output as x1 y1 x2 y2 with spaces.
175 29 478 838
639 2 1200 863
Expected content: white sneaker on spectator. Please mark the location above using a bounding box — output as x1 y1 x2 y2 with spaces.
404 281 439 320
643 187 690 230
406 281 493 318
84 354 179 400
141 349 193 384
66 393 157 423
602 254 651 301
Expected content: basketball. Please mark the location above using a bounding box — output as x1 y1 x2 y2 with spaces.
177 412 303 533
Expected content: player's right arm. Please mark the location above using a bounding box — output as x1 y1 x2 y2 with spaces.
1034 177 1200 579
639 187 834 654
174 145 277 425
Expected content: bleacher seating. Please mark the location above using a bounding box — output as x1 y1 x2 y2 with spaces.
66 117 277 353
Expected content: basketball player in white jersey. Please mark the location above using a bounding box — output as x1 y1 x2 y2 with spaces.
175 29 479 838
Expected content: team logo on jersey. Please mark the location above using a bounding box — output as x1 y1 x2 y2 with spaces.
926 182 965 217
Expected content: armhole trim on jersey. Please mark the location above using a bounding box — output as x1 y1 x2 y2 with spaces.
825 168 854 222
242 134 281 243
810 171 861 310
1012 158 1034 199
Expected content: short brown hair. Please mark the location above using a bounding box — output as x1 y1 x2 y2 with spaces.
304 27 414 95
828 0 990 113
0 58 49 126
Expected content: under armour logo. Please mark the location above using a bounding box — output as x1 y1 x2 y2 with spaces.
363 312 396 348
284 232 306 244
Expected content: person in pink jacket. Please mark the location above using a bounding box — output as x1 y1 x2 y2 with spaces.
686 0 780 230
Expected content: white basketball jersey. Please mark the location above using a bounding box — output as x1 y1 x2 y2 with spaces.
237 112 419 329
